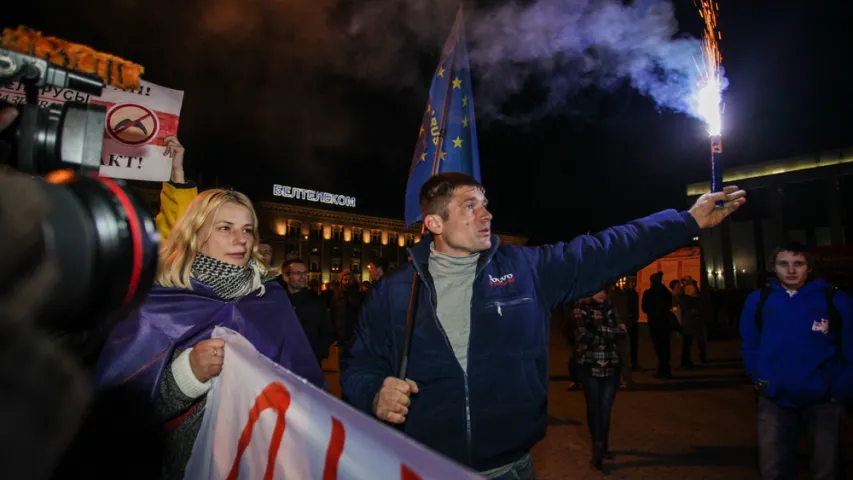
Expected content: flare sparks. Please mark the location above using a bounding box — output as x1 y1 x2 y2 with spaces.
694 0 725 195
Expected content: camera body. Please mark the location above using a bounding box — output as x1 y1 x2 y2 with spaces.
0 47 158 335
0 47 107 173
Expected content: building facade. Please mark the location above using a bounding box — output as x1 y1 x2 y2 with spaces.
686 148 853 290
255 201 527 285
130 183 528 286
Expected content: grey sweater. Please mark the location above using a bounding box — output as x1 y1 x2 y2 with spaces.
154 349 208 480
429 244 480 373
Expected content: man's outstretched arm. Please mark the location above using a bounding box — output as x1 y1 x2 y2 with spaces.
523 187 746 310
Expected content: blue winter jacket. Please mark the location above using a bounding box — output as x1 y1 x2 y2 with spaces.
741 278 853 408
341 209 699 471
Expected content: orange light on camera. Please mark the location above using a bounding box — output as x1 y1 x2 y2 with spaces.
44 169 76 185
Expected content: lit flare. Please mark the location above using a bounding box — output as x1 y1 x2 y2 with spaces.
693 0 723 137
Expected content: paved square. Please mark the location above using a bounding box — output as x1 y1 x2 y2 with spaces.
324 326 853 479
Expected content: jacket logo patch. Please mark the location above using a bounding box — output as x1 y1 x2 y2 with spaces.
489 273 515 287
812 318 830 334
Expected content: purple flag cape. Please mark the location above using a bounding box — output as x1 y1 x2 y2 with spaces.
93 279 325 400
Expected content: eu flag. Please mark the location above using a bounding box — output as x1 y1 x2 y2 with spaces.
404 7 481 227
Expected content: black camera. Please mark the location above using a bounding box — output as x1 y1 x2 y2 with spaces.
0 47 158 336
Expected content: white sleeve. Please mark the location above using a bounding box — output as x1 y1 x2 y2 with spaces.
170 347 212 399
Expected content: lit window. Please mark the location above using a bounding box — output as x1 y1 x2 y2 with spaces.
288 222 301 237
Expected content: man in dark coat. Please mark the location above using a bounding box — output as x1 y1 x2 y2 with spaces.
281 259 336 365
642 272 673 377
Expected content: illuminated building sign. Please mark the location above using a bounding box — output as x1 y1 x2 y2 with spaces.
272 184 356 208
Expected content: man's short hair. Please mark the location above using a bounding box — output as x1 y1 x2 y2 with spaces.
770 242 814 268
370 256 390 273
282 259 306 271
419 172 484 221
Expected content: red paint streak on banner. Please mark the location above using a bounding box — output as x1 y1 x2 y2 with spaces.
322 418 347 480
401 464 423 480
226 382 292 480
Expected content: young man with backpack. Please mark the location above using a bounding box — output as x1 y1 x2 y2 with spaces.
741 242 852 479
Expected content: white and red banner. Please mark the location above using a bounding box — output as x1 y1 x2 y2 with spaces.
0 79 183 182
184 327 482 480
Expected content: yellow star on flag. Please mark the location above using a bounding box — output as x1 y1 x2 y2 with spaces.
437 67 445 78
462 96 468 107
420 152 427 161
452 77 462 89
452 136 463 148
462 116 469 128
419 125 425 136
439 151 447 161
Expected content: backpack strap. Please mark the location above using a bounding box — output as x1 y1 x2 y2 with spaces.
755 286 774 334
824 286 846 366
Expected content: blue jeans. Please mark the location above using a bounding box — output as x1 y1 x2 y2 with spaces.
757 396 846 480
483 453 536 480
577 365 620 450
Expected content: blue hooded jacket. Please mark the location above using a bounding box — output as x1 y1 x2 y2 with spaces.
341 209 699 472
740 278 853 408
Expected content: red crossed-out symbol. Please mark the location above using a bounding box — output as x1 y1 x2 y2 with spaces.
106 103 159 145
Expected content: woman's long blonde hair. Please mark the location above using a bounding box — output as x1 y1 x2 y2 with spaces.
157 189 272 290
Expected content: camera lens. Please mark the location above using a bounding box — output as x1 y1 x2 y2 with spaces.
1 102 105 175
37 171 159 332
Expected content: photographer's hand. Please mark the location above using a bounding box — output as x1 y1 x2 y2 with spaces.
0 107 18 131
163 136 186 184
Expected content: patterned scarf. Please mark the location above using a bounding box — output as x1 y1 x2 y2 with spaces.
191 253 259 300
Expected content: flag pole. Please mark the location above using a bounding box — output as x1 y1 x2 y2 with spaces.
397 7 462 380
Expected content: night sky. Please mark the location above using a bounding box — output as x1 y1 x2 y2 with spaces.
7 0 852 244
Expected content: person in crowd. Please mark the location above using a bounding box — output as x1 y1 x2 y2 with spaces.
574 290 627 471
332 269 364 372
741 242 852 480
93 189 325 480
678 277 702 368
258 243 274 266
643 272 674 378
562 301 582 391
342 172 744 478
683 275 709 362
369 257 390 283
155 136 197 240
321 280 337 307
608 284 635 388
625 279 641 370
281 259 335 365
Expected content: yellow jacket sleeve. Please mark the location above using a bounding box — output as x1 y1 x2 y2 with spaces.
155 181 198 241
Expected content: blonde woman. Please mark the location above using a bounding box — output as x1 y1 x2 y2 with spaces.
93 189 324 480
